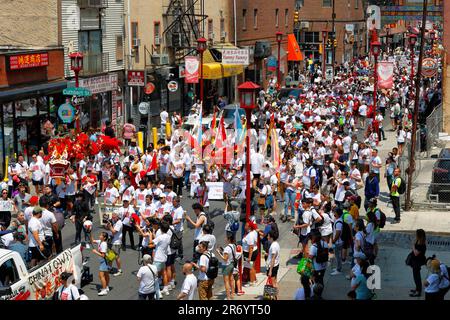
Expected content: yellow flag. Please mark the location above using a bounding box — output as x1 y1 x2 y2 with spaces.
319 44 323 54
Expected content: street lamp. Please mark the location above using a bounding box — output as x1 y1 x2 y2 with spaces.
276 32 283 89
322 30 328 77
69 52 84 88
371 40 381 139
237 81 260 274
409 34 418 88
197 37 207 111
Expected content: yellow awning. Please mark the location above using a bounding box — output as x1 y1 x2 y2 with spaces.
202 63 223 80
201 48 244 79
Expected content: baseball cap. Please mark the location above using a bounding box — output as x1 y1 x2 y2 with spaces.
122 196 131 202
29 196 39 205
33 206 43 214
159 193 166 198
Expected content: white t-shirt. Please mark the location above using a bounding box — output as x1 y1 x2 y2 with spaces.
57 284 80 300
30 161 46 181
267 241 280 268
137 264 158 294
300 210 312 236
198 233 216 252
223 244 236 266
111 220 123 245
242 230 258 252
41 209 57 237
104 187 120 205
172 206 184 232
180 273 198 300
309 240 329 271
160 111 169 124
198 252 215 280
333 218 344 246
134 189 148 207
153 232 171 263
28 216 44 247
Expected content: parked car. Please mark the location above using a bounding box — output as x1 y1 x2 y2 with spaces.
222 104 245 126
277 88 303 103
430 148 450 197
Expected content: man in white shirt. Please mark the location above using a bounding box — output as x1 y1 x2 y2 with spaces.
250 150 265 179
136 254 158 300
160 109 169 138
104 179 120 205
177 262 198 300
150 220 171 296
29 154 46 195
107 212 123 276
194 241 215 300
28 206 46 266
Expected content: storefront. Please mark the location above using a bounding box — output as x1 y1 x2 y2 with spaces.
0 49 66 177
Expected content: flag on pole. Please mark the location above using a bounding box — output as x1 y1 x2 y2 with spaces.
146 151 158 173
270 127 280 170
210 108 217 144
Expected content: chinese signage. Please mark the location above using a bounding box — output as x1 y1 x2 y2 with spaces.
127 70 145 86
221 49 249 65
79 73 118 94
58 102 76 123
185 56 199 83
377 61 394 89
9 52 49 70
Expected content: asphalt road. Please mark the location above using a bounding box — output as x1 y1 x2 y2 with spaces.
61 192 234 300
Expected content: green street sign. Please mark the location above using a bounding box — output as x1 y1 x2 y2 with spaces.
63 87 92 97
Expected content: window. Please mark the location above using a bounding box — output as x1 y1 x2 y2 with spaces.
116 35 123 61
79 30 102 53
131 22 138 43
304 32 320 43
242 9 247 30
208 19 213 40
285 9 289 27
0 259 20 287
154 21 161 45
275 9 279 27
131 22 139 63
253 9 258 29
323 0 332 7
355 0 358 9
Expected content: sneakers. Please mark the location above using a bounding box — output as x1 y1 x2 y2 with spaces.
162 288 170 296
237 291 245 296
106 287 110 292
159 291 164 299
85 243 90 249
113 269 123 277
330 270 342 276
98 289 108 296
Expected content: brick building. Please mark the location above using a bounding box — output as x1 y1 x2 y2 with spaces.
296 0 367 67
234 0 297 87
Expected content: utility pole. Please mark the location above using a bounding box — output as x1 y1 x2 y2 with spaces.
405 0 428 211
331 0 336 75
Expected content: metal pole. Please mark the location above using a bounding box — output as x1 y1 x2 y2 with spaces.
373 55 377 119
331 0 335 75
277 40 281 88
410 47 415 89
200 51 204 110
322 34 326 76
405 0 428 211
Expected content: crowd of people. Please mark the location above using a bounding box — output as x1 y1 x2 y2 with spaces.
0 46 449 301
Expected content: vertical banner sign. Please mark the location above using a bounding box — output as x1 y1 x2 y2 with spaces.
184 56 199 83
112 90 118 126
377 61 394 89
366 5 381 30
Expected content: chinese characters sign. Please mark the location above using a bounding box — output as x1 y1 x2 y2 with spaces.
9 53 49 70
127 70 145 86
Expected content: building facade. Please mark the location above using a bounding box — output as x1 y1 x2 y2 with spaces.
296 0 367 67
234 0 297 88
0 0 66 176
442 0 450 132
61 0 126 133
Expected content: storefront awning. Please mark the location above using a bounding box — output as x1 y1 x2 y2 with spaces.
287 34 303 61
0 80 68 102
380 25 407 37
201 49 244 79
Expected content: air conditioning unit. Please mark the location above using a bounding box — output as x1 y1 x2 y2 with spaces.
300 21 310 29
154 36 161 46
151 54 169 65
209 33 215 40
133 38 141 47
221 31 227 39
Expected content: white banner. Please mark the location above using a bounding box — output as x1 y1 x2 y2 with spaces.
0 200 13 211
79 73 118 94
221 49 249 65
205 182 224 200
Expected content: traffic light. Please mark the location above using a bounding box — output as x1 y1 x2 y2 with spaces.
294 11 299 23
334 39 337 47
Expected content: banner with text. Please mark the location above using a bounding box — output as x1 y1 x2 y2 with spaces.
221 49 249 65
377 61 394 89
185 56 199 83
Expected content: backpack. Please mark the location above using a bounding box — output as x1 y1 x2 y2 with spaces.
336 220 352 246
375 208 386 229
315 241 329 264
200 213 215 232
202 252 219 279
227 244 238 268
169 227 183 250
308 167 319 186
338 116 345 126
397 177 406 195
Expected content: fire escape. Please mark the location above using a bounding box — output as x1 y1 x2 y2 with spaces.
162 0 208 64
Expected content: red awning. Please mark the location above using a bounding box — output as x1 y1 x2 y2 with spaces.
287 34 303 62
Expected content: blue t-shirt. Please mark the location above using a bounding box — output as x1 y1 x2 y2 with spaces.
352 274 372 300
8 242 29 262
